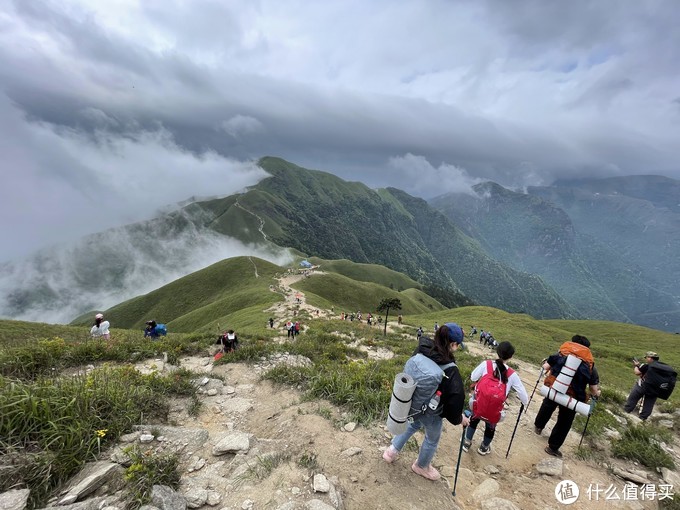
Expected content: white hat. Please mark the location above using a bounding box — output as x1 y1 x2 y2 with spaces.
95 313 104 319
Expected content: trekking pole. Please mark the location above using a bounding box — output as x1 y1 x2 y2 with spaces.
505 403 525 459
452 425 467 497
578 415 591 448
579 397 598 447
526 364 545 411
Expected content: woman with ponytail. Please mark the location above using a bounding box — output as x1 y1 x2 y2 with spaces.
463 341 528 455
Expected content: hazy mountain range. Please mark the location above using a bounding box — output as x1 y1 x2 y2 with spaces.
2 157 679 331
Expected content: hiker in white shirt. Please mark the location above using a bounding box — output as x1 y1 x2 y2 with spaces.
90 313 110 340
463 341 528 455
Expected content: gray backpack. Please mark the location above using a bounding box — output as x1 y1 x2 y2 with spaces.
404 353 456 418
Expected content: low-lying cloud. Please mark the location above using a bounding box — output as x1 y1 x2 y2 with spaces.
387 154 484 197
0 213 294 324
0 94 268 261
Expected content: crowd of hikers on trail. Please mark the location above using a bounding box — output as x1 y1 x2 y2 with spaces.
87 299 676 487
383 322 676 483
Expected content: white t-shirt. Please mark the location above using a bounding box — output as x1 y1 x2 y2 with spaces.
90 321 110 337
470 359 529 406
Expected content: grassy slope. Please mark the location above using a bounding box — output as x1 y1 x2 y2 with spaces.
292 273 444 315
0 320 99 347
308 258 423 291
71 257 284 334
406 306 680 404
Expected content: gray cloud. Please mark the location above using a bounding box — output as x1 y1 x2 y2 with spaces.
1 0 679 261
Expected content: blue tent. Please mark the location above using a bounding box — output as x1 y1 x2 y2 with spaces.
299 260 313 268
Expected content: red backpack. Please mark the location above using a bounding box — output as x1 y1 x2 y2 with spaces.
472 360 514 424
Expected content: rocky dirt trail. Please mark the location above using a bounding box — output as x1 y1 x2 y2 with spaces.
158 272 678 510
156 344 675 510
38 272 678 510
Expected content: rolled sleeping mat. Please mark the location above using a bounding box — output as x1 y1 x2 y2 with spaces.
386 372 417 435
551 354 582 394
539 385 591 416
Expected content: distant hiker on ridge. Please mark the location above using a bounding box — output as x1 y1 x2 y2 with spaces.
90 313 110 340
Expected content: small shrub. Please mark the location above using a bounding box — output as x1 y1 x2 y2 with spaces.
187 394 202 417
236 453 291 483
297 451 319 471
124 446 180 508
316 405 333 420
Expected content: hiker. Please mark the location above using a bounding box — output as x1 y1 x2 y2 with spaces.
90 313 110 339
463 341 528 455
479 330 486 344
397 314 403 325
534 335 601 457
623 351 662 420
294 321 301 337
286 321 293 338
382 323 469 481
144 320 166 338
144 320 157 338
269 317 274 328
468 326 477 339
416 326 424 340
433 322 439 333
216 330 238 353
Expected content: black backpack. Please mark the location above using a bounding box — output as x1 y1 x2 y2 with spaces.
643 361 677 400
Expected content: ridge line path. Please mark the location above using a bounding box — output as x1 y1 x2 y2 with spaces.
142 270 672 510
234 199 269 241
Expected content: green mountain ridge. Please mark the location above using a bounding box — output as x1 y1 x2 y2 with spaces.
430 177 680 331
9 156 664 326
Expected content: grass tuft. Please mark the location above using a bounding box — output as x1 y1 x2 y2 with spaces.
611 425 675 469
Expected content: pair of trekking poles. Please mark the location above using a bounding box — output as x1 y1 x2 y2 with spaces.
524 365 595 448
451 364 595 497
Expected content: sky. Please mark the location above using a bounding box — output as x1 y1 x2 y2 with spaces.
1 0 679 261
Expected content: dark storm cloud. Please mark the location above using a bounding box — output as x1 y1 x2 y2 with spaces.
1 0 679 260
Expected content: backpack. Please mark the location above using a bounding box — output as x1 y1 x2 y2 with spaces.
155 324 167 336
403 353 455 418
472 360 514 424
643 361 677 400
543 342 594 402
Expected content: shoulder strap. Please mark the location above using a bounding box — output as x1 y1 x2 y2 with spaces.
438 361 456 378
486 359 494 376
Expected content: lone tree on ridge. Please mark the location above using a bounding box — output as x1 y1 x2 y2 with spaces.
377 297 402 336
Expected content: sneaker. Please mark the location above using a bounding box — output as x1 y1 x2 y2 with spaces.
544 446 563 458
534 426 543 435
411 461 441 481
382 445 399 464
477 444 491 456
462 438 472 453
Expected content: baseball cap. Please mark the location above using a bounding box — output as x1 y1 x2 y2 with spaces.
645 351 659 359
444 322 465 349
95 313 104 320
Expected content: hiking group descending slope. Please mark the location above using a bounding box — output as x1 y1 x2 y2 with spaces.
383 323 675 483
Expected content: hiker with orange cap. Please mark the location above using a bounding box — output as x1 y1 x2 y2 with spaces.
90 313 110 340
